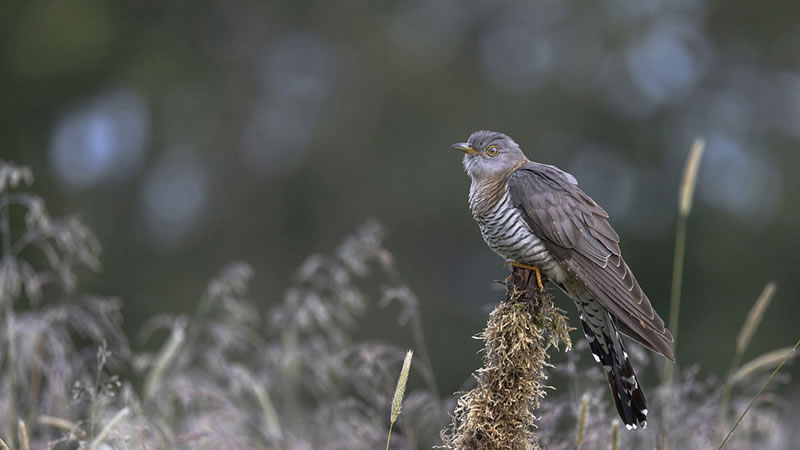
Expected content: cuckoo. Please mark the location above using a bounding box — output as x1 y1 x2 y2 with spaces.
452 130 674 430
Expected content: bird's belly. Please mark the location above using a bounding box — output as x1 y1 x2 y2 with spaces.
474 196 565 282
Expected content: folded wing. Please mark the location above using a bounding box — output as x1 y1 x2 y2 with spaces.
508 162 674 360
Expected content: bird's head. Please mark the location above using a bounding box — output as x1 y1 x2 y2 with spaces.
452 130 527 181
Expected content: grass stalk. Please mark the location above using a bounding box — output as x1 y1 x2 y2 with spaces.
577 393 589 449
735 282 776 356
143 320 186 401
660 138 704 449
386 350 413 450
385 422 395 450
718 338 800 449
665 138 705 354
89 407 129 450
26 337 45 435
727 347 795 386
17 420 29 450
252 383 283 442
4 304 17 449
717 282 776 437
611 420 619 450
2 189 17 448
38 416 83 436
665 215 688 359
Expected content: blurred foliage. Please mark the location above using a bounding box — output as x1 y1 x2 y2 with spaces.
1 0 799 405
0 163 796 448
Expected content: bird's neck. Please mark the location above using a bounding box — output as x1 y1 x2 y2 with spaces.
468 160 526 219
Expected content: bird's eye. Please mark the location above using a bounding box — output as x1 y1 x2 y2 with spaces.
486 145 499 156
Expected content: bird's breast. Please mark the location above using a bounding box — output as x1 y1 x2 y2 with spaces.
469 184 559 276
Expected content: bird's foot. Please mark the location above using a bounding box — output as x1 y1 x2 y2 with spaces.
505 261 545 291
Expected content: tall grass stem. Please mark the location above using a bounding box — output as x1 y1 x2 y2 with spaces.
2 190 16 448
4 304 17 449
17 420 29 450
253 383 283 441
576 393 588 449
89 407 129 450
660 138 704 449
718 338 800 449
736 282 776 355
611 420 619 450
386 350 413 450
143 320 186 401
717 282 776 438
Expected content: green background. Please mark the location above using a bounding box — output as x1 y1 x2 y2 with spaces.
2 0 798 396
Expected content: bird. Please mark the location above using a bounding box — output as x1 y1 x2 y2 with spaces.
452 130 674 430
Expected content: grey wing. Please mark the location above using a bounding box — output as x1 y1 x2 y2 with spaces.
508 162 675 361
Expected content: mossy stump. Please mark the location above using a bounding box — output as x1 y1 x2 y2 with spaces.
442 267 571 450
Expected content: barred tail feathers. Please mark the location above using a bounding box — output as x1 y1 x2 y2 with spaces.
579 310 648 430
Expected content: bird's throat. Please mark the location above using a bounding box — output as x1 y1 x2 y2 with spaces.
468 160 527 219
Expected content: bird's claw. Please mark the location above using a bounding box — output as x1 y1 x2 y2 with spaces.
506 261 545 291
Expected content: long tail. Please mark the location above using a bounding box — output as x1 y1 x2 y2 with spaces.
579 305 648 430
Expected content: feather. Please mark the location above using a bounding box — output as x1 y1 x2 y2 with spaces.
508 162 674 361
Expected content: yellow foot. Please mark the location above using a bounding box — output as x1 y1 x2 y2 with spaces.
504 261 545 291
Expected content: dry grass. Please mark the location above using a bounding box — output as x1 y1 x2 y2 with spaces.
0 158 797 449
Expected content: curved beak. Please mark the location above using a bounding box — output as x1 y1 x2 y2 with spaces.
451 142 480 155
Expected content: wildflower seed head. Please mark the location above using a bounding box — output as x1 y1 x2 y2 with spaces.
736 281 776 355
391 350 413 423
678 138 705 217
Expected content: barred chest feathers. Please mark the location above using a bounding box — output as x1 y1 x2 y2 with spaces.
468 176 567 283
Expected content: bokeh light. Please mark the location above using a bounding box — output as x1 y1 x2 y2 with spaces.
699 133 781 225
49 89 149 189
240 32 337 177
139 147 209 246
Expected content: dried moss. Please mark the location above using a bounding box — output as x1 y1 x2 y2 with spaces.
442 268 572 450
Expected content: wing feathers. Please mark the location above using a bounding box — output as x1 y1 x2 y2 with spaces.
508 163 674 361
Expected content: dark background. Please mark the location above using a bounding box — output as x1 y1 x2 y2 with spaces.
2 0 798 394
